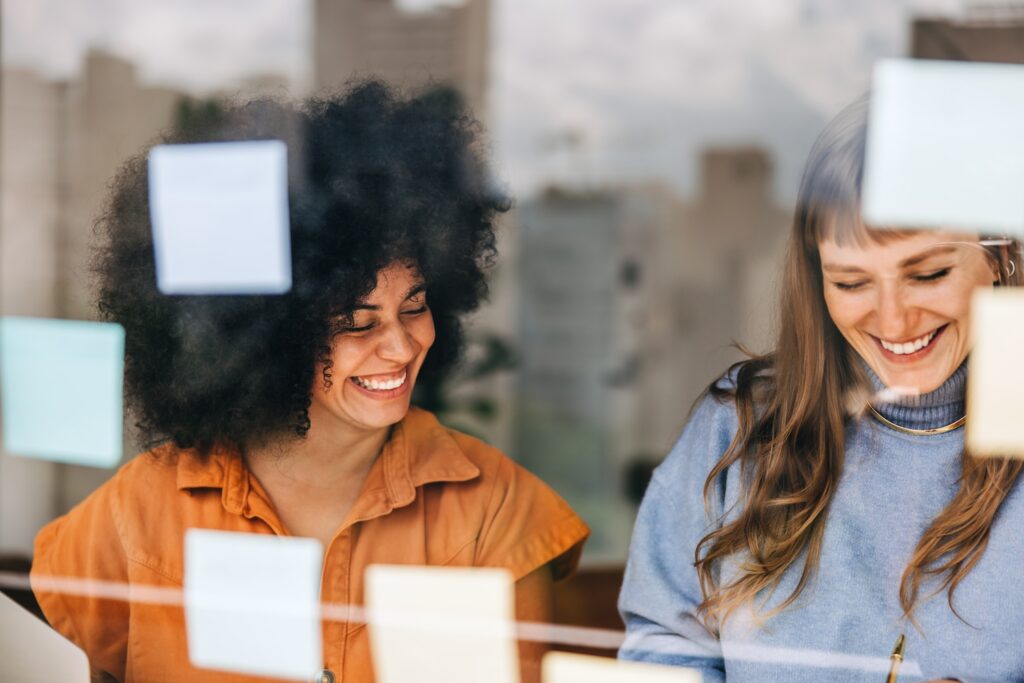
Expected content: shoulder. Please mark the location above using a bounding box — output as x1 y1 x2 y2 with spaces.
41 446 180 536
435 416 571 516
93 445 188 526
34 444 200 581
646 363 772 520
407 409 590 579
31 448 176 587
654 369 743 486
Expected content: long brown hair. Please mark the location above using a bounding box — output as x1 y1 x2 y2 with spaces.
694 98 1024 631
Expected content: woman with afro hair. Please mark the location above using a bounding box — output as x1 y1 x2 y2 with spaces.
31 81 589 683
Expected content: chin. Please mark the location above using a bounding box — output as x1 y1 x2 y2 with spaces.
361 402 413 430
878 359 959 394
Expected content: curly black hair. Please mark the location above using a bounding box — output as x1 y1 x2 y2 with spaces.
94 81 509 454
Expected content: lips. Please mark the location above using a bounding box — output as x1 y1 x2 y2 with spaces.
348 366 411 399
351 370 407 391
872 324 948 361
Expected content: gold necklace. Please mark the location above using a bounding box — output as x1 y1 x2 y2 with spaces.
868 406 966 436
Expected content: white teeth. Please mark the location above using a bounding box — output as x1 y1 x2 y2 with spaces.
879 329 938 355
353 371 407 391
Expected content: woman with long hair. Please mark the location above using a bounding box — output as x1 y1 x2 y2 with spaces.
618 99 1024 682
31 82 588 683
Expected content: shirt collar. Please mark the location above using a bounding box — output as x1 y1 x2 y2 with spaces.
174 407 480 518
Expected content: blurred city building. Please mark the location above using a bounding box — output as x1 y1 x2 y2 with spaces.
314 0 490 119
515 148 789 562
0 51 185 554
912 4 1024 63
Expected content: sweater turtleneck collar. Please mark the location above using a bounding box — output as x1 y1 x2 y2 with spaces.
862 360 968 431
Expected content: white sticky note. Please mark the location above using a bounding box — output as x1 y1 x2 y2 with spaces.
366 565 519 683
0 317 123 467
967 288 1024 457
184 529 323 680
863 59 1024 234
148 140 292 294
543 652 702 683
0 592 89 683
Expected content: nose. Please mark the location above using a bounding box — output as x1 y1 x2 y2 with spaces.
376 320 418 364
875 280 917 340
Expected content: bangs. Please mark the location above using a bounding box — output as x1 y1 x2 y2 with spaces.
797 95 918 251
813 208 919 248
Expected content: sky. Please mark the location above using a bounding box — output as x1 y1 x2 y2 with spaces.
2 0 975 202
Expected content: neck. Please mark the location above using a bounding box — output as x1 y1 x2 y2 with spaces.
246 409 389 492
862 360 968 431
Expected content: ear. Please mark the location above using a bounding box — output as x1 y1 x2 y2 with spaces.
990 251 1005 286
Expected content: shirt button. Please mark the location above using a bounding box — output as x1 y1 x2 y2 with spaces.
315 669 336 683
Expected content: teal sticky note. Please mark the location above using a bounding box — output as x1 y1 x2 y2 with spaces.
0 317 124 467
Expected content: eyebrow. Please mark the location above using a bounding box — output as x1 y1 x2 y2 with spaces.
350 283 426 311
822 245 959 274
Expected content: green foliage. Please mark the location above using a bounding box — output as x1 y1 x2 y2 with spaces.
173 97 225 132
413 332 517 429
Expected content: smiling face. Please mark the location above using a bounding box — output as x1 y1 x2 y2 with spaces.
309 262 435 435
819 230 998 393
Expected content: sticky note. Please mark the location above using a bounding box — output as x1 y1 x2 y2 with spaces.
543 652 703 683
148 140 292 294
0 591 89 683
0 317 123 467
366 565 519 683
967 288 1024 457
184 529 323 680
862 59 1024 234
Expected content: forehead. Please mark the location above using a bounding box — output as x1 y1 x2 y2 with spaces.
363 262 424 299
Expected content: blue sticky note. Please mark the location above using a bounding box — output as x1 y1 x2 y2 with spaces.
0 317 124 467
184 529 323 679
148 140 292 295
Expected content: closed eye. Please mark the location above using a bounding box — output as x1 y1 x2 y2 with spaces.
402 305 429 315
832 281 867 291
912 267 951 283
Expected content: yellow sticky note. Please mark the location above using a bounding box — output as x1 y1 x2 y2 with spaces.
542 652 702 683
967 288 1024 457
366 565 519 683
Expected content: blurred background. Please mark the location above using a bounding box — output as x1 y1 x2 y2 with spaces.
2 0 1024 630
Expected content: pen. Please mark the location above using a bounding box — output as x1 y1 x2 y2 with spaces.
885 633 905 683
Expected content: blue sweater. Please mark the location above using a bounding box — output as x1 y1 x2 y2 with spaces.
619 364 1024 682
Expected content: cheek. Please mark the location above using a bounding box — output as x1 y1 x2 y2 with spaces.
327 338 370 377
942 290 976 328
823 289 864 331
937 272 991 325
415 314 436 355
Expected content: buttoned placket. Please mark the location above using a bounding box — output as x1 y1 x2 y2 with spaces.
322 421 430 682
184 413 481 683
227 438 415 683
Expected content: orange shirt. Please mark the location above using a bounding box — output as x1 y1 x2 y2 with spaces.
31 408 589 682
